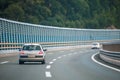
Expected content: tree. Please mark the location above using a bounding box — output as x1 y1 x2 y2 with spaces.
0 0 120 29
4 3 24 21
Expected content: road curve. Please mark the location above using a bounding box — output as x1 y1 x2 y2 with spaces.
0 48 120 80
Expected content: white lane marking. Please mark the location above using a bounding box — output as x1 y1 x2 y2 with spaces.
46 65 51 69
45 71 52 77
45 50 83 78
52 59 57 62
58 56 62 59
91 52 120 72
49 61 53 64
0 61 9 64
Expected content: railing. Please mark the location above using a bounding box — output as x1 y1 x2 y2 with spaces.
0 18 120 50
99 42 120 66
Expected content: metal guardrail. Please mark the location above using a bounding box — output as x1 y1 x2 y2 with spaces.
100 49 120 58
0 40 92 50
99 43 120 66
0 40 118 50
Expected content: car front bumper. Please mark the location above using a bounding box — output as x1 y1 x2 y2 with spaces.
19 58 44 62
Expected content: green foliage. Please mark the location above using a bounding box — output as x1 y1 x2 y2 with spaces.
0 0 120 29
4 3 24 21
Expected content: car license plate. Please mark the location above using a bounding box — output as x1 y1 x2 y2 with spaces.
28 54 35 58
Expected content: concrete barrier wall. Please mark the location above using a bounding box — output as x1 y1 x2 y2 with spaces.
103 44 120 52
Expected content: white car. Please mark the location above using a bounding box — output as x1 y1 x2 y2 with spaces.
91 42 100 49
19 44 46 64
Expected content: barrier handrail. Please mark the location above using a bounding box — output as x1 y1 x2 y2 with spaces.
100 49 120 58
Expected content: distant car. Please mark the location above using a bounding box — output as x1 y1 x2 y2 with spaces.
91 42 100 49
19 44 47 64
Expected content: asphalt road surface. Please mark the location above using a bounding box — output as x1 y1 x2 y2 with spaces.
0 48 120 80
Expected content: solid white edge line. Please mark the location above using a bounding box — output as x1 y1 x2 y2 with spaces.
0 61 9 64
91 52 120 72
45 71 52 77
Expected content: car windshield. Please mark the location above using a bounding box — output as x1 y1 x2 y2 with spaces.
22 45 41 50
93 44 98 45
92 42 99 45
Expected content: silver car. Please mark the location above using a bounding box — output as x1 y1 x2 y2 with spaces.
19 44 46 64
91 42 100 49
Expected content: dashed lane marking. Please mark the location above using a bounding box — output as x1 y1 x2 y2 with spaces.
45 51 80 78
45 71 52 77
46 65 51 69
58 56 62 59
52 59 57 62
49 62 53 64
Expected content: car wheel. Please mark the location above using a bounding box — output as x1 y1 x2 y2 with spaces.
41 60 45 64
19 60 24 64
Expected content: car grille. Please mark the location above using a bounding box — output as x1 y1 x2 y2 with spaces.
35 56 43 58
20 56 28 58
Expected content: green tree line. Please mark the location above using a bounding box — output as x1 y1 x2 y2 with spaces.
0 0 120 29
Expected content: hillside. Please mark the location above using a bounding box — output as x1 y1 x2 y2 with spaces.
0 0 120 29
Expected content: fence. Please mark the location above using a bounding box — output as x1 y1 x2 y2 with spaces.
0 18 120 50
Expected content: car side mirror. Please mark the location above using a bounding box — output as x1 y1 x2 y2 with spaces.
43 49 47 51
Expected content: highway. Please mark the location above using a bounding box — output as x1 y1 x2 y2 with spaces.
0 47 120 80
